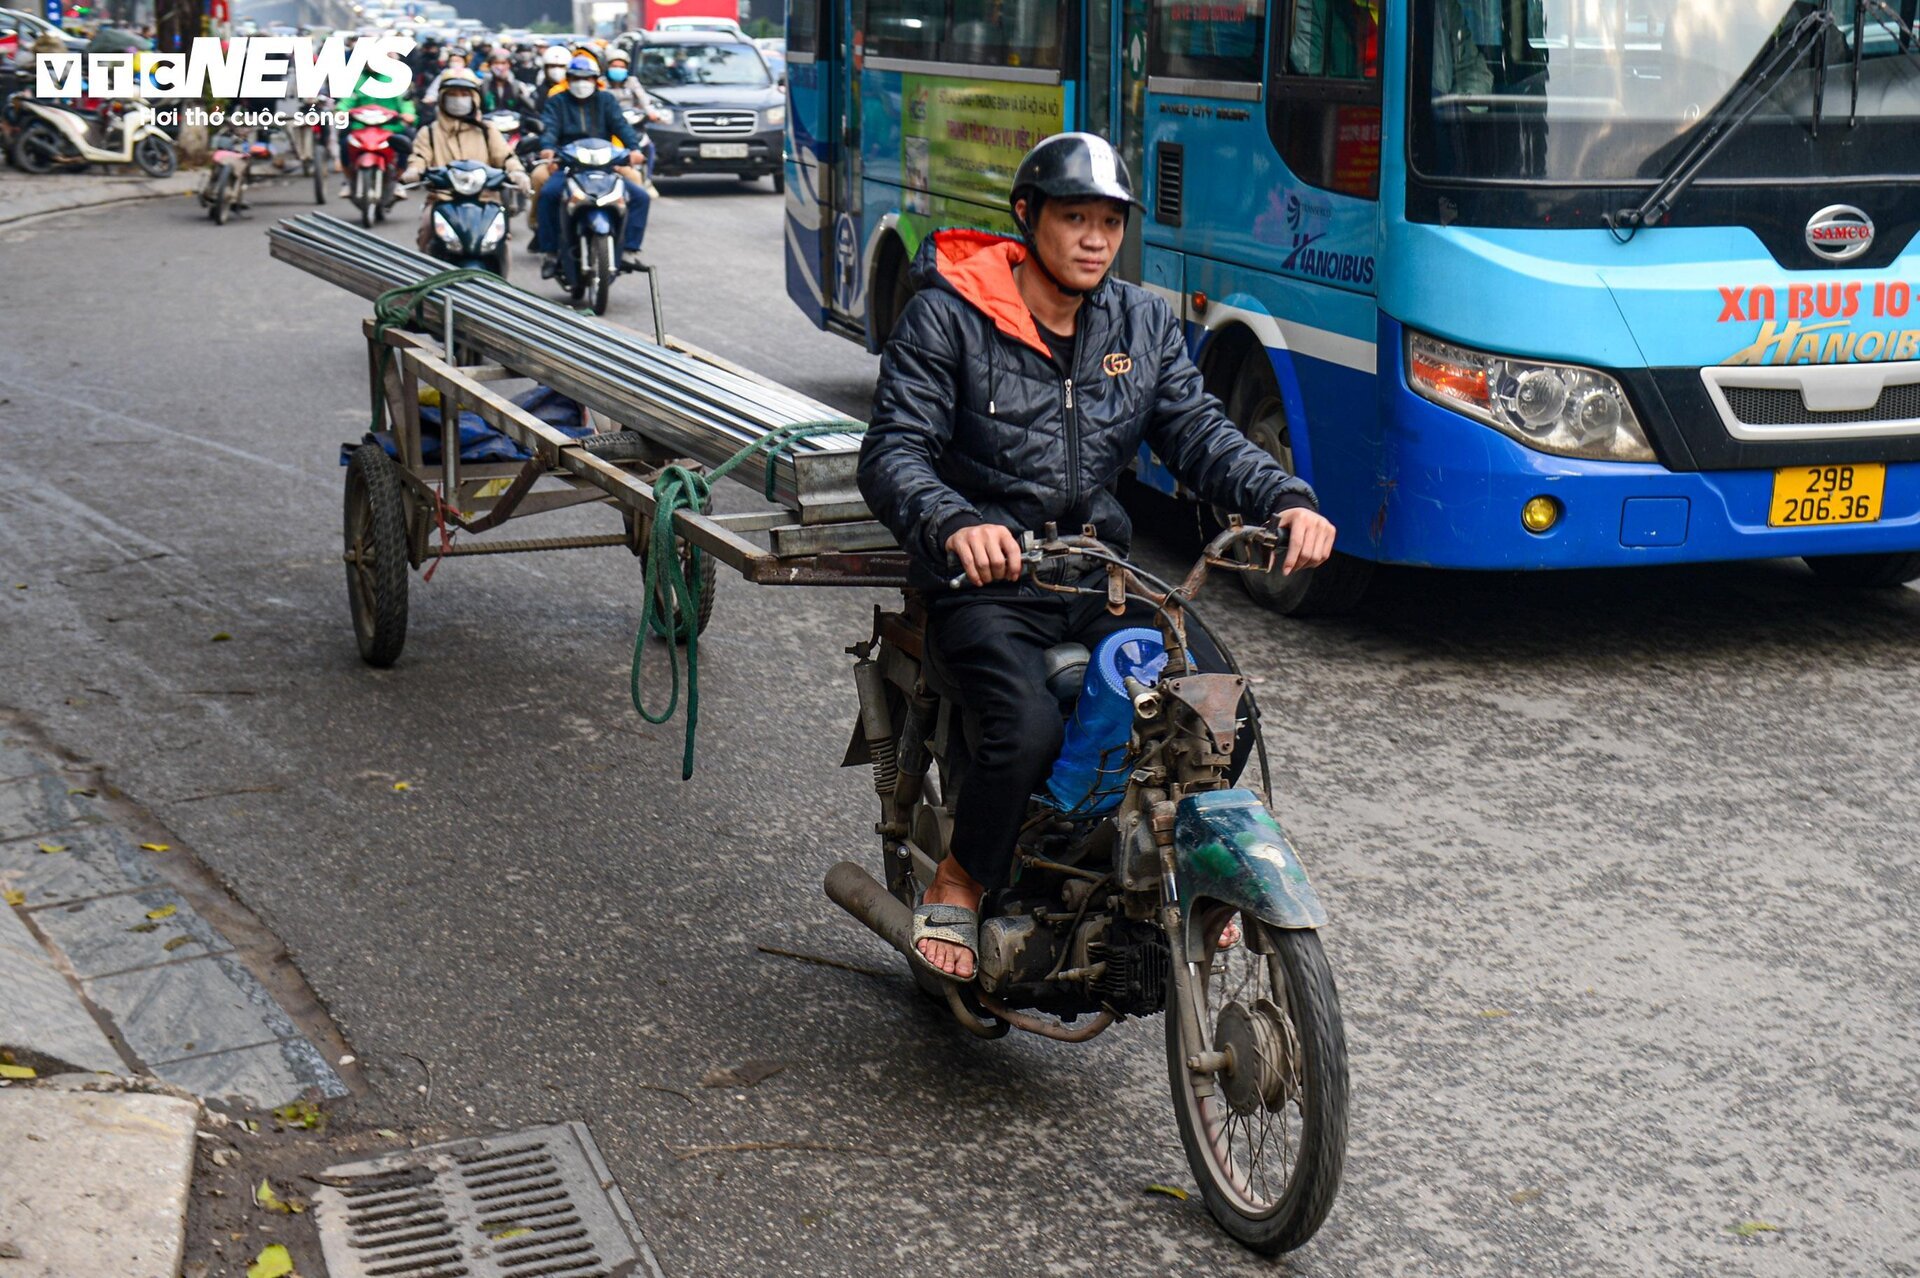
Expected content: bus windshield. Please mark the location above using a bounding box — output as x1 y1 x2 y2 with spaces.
1410 0 1920 184
637 42 772 88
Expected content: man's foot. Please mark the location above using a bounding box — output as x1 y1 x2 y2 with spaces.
619 251 644 273
539 253 559 280
915 858 984 980
338 183 351 198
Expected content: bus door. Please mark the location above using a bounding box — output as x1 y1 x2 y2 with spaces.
825 0 866 331
1087 0 1150 285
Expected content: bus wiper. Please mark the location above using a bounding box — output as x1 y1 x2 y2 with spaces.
1608 6 1837 243
1850 0 1920 127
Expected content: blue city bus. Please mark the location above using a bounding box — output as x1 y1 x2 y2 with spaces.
784 1 1920 613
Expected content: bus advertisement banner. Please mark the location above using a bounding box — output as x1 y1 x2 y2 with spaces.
642 0 739 29
899 75 1062 245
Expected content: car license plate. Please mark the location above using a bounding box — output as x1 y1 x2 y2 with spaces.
699 142 749 159
1769 463 1886 527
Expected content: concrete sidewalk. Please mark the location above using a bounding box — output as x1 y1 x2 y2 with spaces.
0 1074 200 1278
0 170 197 228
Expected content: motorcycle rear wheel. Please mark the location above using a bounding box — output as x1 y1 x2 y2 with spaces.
11 122 60 174
1167 907 1347 1255
311 152 327 204
133 135 175 178
211 168 232 225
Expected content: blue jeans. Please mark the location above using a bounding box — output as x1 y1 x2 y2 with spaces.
534 169 649 254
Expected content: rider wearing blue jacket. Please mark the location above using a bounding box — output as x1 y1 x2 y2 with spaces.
533 56 649 275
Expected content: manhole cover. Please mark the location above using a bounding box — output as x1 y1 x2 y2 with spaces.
312 1122 663 1278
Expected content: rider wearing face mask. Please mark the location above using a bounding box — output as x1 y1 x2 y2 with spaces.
482 51 533 114
539 45 572 92
532 56 650 275
399 71 530 251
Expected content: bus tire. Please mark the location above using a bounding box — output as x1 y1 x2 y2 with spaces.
1802 552 1920 589
871 237 914 348
1221 353 1372 617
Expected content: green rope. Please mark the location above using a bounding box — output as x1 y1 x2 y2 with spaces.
365 269 502 433
631 419 864 780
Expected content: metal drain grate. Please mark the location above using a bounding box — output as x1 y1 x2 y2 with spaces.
312 1122 663 1278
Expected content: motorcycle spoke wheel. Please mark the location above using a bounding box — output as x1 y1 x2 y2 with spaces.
1167 905 1348 1255
342 442 411 668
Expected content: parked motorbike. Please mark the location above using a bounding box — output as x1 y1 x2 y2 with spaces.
551 137 631 317
422 160 512 278
199 131 275 225
9 96 175 176
344 103 405 229
830 521 1349 1256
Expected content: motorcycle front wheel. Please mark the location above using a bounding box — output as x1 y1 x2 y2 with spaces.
1166 906 1348 1255
11 122 60 174
355 170 374 228
210 166 232 224
133 135 176 178
590 233 614 316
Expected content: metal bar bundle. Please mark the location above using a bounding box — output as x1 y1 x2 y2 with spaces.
269 213 870 523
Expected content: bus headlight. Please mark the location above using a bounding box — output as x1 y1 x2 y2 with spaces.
1407 332 1654 462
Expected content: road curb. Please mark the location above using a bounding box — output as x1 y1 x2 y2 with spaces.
0 174 199 229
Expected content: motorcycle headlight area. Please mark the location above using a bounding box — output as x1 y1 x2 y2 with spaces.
432 210 463 249
1406 332 1654 462
448 167 488 197
478 213 507 249
571 144 614 167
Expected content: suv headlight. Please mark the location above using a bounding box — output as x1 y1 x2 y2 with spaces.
649 105 674 125
762 103 785 128
1407 332 1654 462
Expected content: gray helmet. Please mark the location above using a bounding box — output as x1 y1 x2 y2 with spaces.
1009 132 1136 234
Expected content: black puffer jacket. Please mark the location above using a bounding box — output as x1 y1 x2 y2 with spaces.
859 230 1316 588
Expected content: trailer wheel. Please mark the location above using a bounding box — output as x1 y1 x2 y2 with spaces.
586 432 719 644
1802 552 1920 589
1217 353 1372 617
343 441 411 668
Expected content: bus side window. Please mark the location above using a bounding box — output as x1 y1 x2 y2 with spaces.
1269 0 1382 199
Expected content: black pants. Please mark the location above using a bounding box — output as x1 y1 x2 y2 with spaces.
929 586 1243 891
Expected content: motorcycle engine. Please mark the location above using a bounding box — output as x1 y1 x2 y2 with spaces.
1087 919 1171 1017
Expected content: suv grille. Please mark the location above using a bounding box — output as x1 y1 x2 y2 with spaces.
685 110 757 137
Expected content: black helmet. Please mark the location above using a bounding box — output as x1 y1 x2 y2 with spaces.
1009 132 1135 234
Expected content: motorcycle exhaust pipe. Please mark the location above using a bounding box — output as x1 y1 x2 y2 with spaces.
824 861 910 954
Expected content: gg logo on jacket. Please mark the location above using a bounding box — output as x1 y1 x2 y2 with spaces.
1102 352 1133 376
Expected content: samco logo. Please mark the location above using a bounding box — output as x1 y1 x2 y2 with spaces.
1102 352 1132 376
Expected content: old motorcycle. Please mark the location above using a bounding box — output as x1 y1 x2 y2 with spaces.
828 520 1348 1255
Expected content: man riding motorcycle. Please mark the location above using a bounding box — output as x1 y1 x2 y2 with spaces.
397 70 530 251
334 64 416 200
480 49 534 115
537 44 571 92
531 56 649 277
856 132 1337 981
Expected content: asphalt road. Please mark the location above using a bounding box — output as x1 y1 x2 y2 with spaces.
2 172 1918 1278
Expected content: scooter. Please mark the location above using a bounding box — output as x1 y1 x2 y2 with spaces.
483 107 541 168
199 129 275 225
830 521 1349 1257
422 160 512 278
551 137 632 317
9 95 175 177
344 103 405 229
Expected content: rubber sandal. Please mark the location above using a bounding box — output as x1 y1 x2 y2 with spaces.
910 901 979 984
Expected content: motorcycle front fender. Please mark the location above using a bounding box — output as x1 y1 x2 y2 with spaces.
585 210 612 235
1173 789 1326 961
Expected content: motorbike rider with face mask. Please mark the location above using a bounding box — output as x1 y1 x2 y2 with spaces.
398 70 529 251
857 133 1337 981
531 55 650 276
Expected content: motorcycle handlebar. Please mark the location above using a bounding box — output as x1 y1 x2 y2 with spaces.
943 523 1288 593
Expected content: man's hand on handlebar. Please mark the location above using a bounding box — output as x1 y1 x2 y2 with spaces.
1273 507 1336 575
945 523 1024 587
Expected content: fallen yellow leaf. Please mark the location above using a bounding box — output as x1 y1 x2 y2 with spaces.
36 842 66 855
163 936 192 952
247 1243 294 1278
391 781 412 792
1479 1009 1514 1019
1143 1184 1189 1201
3 889 24 906
145 904 178 921
1509 1187 1545 1205
211 632 233 642
1730 1220 1781 1239
0 1064 36 1079
255 1179 304 1214
139 842 171 853
67 787 97 797
491 1226 532 1240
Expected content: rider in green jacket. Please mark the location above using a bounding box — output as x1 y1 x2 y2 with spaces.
334 67 417 198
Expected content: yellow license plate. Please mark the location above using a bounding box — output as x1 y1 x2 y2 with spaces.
1769 463 1886 528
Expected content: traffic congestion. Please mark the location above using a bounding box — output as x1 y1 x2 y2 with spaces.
1 3 1918 1276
